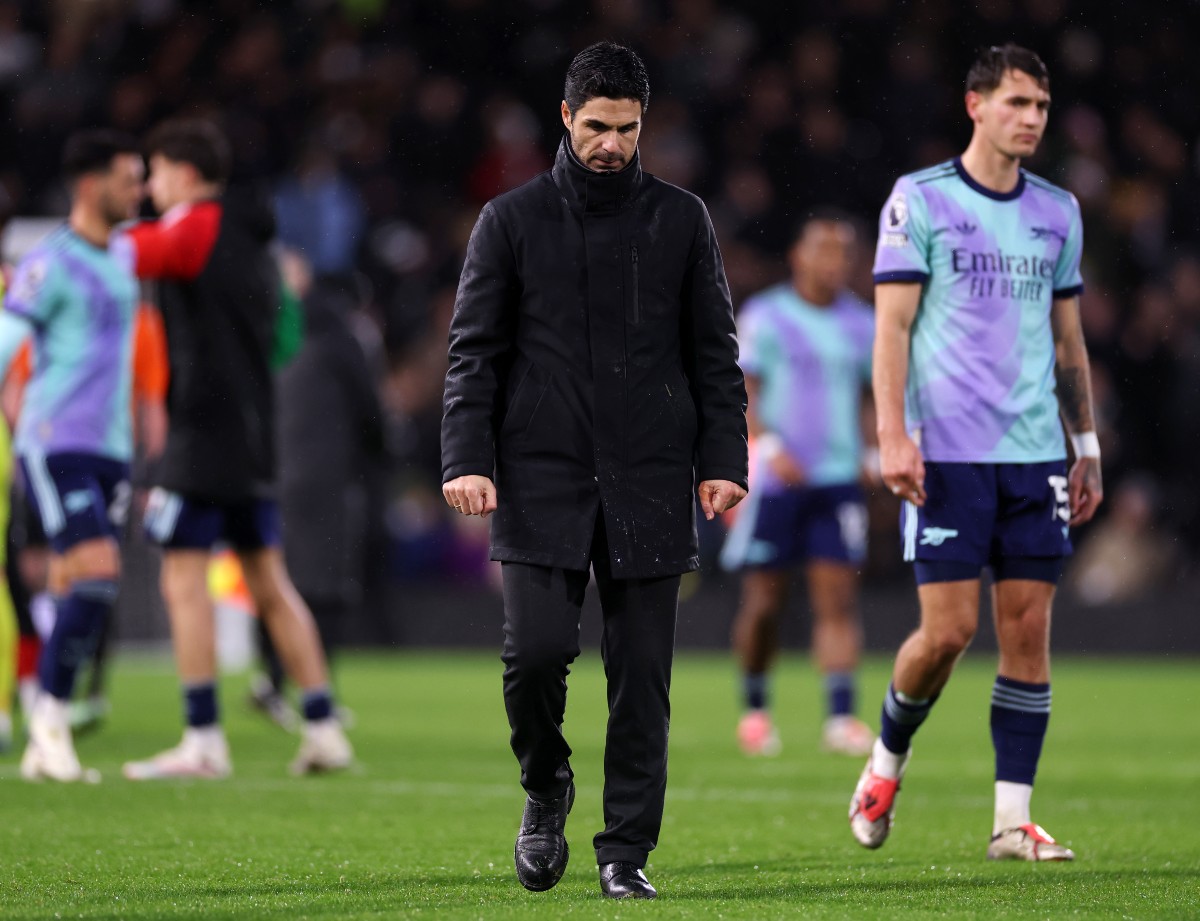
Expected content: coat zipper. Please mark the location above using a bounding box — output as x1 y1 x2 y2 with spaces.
631 244 640 323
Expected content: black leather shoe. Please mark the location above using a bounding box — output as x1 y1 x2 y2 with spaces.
598 861 658 899
514 782 575 891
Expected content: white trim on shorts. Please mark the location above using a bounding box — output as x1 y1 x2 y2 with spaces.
902 499 919 562
23 448 65 536
145 487 184 543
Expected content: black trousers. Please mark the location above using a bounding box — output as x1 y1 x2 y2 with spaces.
500 517 680 868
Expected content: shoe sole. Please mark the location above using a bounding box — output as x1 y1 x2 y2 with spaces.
122 764 230 781
601 882 658 900
823 740 874 757
289 757 353 776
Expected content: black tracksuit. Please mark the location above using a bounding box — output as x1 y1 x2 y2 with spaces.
131 192 279 501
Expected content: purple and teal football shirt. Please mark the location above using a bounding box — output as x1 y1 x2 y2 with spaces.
873 158 1084 463
0 226 138 462
738 283 874 489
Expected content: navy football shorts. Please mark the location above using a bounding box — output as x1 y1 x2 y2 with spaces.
721 482 868 570
900 460 1071 585
19 451 131 554
143 488 279 551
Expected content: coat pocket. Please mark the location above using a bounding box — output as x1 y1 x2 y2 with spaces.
501 357 549 438
663 368 698 438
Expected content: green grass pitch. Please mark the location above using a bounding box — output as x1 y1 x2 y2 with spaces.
2 651 1198 919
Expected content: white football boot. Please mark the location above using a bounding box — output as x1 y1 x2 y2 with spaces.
123 727 232 780
821 715 875 756
736 710 782 757
987 823 1075 861
849 746 911 849
289 718 353 775
21 694 98 783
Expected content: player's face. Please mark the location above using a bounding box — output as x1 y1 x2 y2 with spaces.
968 68 1050 160
792 220 855 296
146 154 193 213
561 97 642 173
97 153 145 227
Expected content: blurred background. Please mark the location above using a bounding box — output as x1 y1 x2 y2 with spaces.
1 0 1196 655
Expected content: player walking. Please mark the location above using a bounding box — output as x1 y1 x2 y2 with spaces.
848 44 1102 860
0 130 144 781
721 211 876 758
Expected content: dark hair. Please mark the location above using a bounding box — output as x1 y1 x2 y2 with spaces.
790 206 857 246
62 129 141 182
563 42 650 116
966 43 1049 94
144 118 231 183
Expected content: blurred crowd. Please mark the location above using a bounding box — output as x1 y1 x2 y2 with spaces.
1 0 1195 605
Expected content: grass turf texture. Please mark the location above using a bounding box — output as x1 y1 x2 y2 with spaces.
1 652 1198 920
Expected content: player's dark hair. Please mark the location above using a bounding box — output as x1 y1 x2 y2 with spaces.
564 42 650 117
966 43 1049 94
144 118 232 183
790 206 858 246
61 129 141 182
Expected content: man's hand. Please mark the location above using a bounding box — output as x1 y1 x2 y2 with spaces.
756 432 804 485
699 479 747 521
766 451 806 486
879 431 926 506
443 475 498 518
1067 456 1103 526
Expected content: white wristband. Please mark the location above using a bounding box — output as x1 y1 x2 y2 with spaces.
862 445 881 477
1070 431 1100 459
756 432 784 460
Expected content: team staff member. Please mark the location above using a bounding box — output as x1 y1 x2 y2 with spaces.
121 119 351 780
442 43 747 900
849 44 1103 861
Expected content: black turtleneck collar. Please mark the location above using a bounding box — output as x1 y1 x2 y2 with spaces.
552 135 643 214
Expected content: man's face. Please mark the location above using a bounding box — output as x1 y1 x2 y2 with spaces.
146 153 195 213
92 153 145 227
790 220 854 296
967 68 1050 160
561 96 642 173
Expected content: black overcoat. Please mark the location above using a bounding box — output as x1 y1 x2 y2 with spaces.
441 138 748 578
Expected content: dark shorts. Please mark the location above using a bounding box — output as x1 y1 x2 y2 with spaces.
18 452 131 554
12 476 48 549
901 461 1071 585
721 482 867 570
143 488 279 551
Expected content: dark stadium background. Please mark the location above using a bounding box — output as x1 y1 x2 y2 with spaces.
1 0 1196 654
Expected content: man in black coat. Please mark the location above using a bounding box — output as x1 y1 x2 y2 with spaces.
442 43 748 900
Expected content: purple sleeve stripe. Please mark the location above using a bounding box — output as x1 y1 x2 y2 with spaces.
1052 284 1084 299
874 271 928 284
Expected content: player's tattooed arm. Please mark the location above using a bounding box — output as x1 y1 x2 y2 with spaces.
1054 365 1094 434
1049 296 1097 435
1051 295 1103 523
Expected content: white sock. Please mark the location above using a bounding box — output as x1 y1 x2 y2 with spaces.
871 736 907 780
18 678 40 719
36 693 68 722
993 780 1033 835
185 724 225 744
